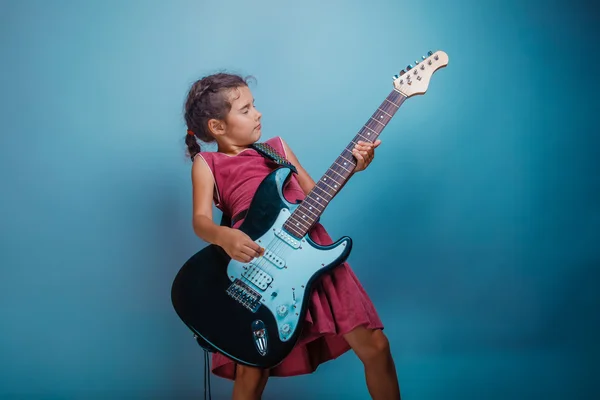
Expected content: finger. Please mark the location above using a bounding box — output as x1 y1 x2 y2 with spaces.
373 139 381 148
353 149 364 161
244 246 261 259
241 246 260 260
353 151 365 170
236 253 253 263
249 242 265 256
355 142 373 150
244 239 262 253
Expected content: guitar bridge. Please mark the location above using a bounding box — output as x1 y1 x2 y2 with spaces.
226 279 262 312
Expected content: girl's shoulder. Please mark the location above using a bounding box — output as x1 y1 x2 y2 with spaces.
192 149 218 172
264 135 287 155
192 136 287 163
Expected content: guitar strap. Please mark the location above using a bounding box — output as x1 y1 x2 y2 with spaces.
251 142 298 174
218 142 297 227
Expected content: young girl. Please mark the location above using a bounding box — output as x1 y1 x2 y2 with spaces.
183 72 401 400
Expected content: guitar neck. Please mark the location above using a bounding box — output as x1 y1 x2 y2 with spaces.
283 89 408 238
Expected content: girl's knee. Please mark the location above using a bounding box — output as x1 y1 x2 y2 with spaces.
369 330 391 355
352 329 391 364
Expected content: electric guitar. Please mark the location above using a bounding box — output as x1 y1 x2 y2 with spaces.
171 50 449 368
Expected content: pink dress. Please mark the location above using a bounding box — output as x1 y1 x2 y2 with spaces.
195 136 383 380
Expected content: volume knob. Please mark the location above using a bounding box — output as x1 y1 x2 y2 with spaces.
280 323 291 335
276 304 289 317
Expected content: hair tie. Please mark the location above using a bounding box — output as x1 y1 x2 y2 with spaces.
187 129 195 136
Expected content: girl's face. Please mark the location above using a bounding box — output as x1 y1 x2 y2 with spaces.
221 85 262 145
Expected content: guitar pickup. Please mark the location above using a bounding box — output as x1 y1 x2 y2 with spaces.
262 249 285 269
275 229 300 249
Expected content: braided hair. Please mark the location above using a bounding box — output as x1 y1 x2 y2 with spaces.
184 73 254 160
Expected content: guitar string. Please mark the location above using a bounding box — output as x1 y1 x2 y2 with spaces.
241 89 406 308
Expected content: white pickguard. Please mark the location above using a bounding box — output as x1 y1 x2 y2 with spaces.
226 208 348 342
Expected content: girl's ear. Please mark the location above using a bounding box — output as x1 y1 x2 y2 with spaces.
208 118 225 137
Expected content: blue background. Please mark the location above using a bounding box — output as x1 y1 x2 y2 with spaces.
1 0 598 398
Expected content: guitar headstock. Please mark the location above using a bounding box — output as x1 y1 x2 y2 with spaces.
393 50 448 97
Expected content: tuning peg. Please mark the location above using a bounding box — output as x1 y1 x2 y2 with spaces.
399 69 406 76
421 55 426 60
415 60 419 65
392 74 399 80
427 50 433 56
406 64 413 71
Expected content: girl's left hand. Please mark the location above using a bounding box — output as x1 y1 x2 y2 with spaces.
352 139 381 172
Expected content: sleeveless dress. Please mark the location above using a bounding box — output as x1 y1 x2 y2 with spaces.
195 136 384 380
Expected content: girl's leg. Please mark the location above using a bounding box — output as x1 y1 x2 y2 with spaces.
343 326 401 400
232 364 269 400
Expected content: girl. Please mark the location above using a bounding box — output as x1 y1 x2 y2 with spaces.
184 72 401 400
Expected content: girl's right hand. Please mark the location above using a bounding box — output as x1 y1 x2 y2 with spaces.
218 228 263 263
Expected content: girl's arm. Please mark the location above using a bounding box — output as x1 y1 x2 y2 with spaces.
191 157 229 245
191 157 262 262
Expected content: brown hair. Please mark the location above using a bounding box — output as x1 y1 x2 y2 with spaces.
183 72 254 160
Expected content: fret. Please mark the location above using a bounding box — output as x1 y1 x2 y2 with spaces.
343 143 358 152
322 169 344 182
345 142 359 153
370 117 386 127
313 184 334 199
297 203 319 218
328 167 348 180
333 160 353 173
294 206 315 221
365 119 383 131
328 167 350 180
325 168 349 183
288 214 311 230
296 213 313 225
363 125 377 135
378 108 393 119
357 132 371 142
338 154 356 167
304 194 327 210
384 98 399 108
338 150 356 164
319 177 339 192
372 111 392 123
290 214 312 229
313 194 331 209
299 205 321 222
309 189 331 205
380 101 397 112
300 195 323 210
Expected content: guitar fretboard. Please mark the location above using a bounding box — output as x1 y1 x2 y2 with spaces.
283 89 408 239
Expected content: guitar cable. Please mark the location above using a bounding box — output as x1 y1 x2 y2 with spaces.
203 349 212 400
